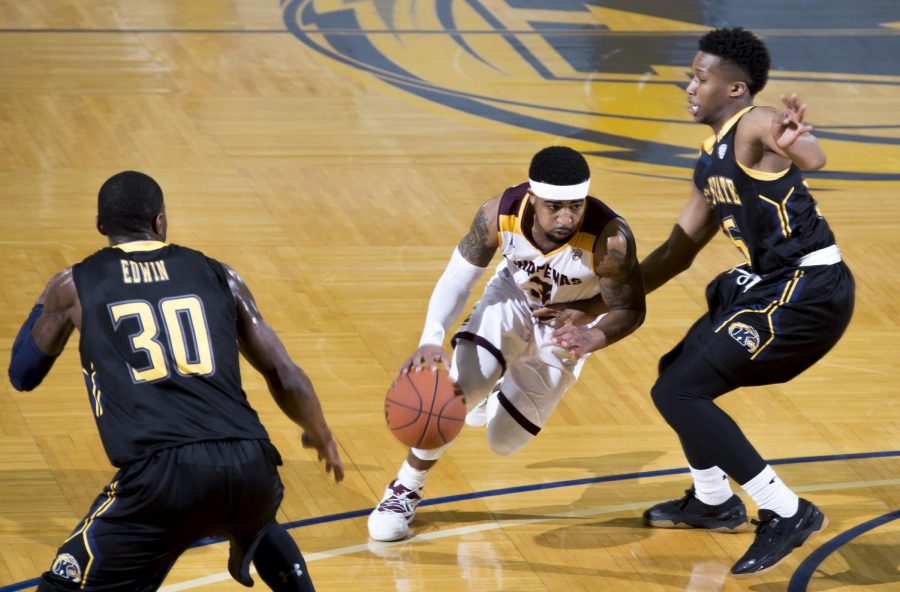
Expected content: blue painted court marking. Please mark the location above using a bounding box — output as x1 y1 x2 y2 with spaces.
2 450 897 592
788 509 900 592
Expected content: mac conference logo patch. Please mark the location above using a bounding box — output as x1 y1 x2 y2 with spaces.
718 143 728 160
728 322 760 354
283 1 900 182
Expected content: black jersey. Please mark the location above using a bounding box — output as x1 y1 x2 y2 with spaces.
693 107 837 275
72 241 269 467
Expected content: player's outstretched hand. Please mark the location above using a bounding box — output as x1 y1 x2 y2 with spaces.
772 93 813 151
399 345 448 374
550 324 605 357
302 432 345 483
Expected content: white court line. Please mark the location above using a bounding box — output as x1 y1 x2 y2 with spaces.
159 476 900 591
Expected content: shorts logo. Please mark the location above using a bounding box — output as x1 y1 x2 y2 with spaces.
51 553 82 582
728 322 760 353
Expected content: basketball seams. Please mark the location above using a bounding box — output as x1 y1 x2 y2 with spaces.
411 370 440 448
435 395 466 440
384 369 465 448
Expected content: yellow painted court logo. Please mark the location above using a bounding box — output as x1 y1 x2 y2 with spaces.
728 322 760 354
284 1 900 181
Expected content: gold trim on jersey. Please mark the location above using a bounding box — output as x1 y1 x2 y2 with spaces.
758 187 796 237
716 106 754 142
737 159 790 181
701 105 755 153
498 194 531 237
568 232 596 252
82 363 103 417
502 194 592 258
498 214 518 234
113 240 167 253
713 270 805 360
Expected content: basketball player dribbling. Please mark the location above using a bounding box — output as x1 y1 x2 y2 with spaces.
367 146 646 542
553 27 855 577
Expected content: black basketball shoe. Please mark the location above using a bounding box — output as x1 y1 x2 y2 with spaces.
730 498 828 577
643 487 749 532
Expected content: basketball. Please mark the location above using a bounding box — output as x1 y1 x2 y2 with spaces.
384 369 466 449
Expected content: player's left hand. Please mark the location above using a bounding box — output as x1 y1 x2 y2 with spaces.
550 324 605 357
772 93 814 150
302 431 346 483
532 304 595 328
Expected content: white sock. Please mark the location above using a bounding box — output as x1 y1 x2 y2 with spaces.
690 465 734 505
396 461 429 490
741 465 799 517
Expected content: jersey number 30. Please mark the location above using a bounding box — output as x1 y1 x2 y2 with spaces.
108 295 214 383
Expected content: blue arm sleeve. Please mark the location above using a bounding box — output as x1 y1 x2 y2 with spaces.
8 305 59 392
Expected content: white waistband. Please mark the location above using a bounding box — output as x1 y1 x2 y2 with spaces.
797 244 842 267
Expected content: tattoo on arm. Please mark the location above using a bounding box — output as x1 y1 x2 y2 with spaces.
596 226 643 311
598 273 640 311
458 207 495 267
606 237 626 267
596 230 635 279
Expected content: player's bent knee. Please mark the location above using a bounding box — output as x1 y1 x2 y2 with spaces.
487 438 524 456
650 379 680 421
454 373 498 410
486 425 532 457
451 342 503 407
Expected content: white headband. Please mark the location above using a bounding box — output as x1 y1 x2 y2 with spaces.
528 178 590 201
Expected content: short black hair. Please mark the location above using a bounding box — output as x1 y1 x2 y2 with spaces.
97 171 164 236
698 27 770 96
528 146 590 185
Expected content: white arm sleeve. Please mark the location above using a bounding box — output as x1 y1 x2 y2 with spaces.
418 247 488 347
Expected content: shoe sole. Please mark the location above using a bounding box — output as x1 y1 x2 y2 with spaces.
368 517 414 542
731 514 829 579
368 532 410 542
646 518 749 533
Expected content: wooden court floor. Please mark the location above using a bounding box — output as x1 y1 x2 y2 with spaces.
1 2 898 591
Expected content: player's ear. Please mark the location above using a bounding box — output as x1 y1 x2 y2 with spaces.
730 80 749 98
96 215 107 236
152 211 167 239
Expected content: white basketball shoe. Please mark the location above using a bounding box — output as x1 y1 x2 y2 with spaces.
367 480 423 541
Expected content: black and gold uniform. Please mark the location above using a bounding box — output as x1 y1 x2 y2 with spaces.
650 108 855 483
42 241 283 591
678 107 854 387
74 242 269 465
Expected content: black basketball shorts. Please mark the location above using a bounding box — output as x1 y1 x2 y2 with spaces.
38 439 284 591
667 261 854 387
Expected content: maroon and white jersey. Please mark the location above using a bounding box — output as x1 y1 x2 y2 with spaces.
495 182 618 307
